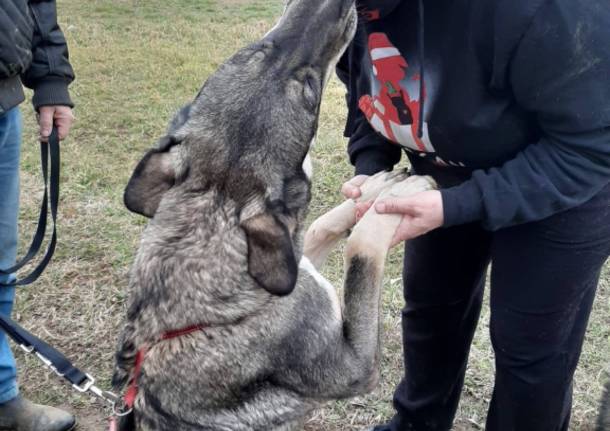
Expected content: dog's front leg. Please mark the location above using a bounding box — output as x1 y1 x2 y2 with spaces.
291 176 437 400
338 175 437 395
303 200 357 269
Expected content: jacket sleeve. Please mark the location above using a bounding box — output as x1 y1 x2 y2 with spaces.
21 0 74 109
440 0 610 230
337 30 401 176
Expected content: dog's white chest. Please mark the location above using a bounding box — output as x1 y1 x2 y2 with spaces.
299 257 342 321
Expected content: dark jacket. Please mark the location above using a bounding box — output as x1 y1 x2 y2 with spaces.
0 0 74 114
338 0 610 230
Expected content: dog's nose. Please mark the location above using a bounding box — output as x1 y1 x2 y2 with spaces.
320 0 356 19
339 0 356 16
288 0 355 21
262 0 357 71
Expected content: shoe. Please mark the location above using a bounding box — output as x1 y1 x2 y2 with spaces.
0 396 76 431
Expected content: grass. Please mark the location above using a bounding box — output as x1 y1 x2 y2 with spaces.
10 0 609 429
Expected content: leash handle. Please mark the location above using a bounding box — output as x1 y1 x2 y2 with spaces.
0 127 60 286
0 312 125 411
0 312 87 386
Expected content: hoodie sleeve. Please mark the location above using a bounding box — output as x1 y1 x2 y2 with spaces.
441 0 610 230
337 31 401 176
21 0 74 110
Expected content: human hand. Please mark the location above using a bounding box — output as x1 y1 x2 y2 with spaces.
375 190 444 247
38 105 74 141
341 175 372 219
341 174 369 199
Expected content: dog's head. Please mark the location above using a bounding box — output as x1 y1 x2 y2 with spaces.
124 0 357 297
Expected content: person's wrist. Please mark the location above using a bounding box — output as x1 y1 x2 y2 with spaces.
428 190 444 228
440 181 484 227
32 79 73 111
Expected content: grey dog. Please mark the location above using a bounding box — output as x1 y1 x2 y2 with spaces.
111 0 436 429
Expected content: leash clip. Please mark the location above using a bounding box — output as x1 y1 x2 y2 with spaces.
112 401 133 418
72 373 95 392
77 377 132 416
83 381 133 417
19 344 34 354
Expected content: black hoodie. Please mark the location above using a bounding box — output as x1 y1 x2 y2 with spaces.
338 0 610 230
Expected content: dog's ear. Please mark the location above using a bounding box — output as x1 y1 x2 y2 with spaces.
167 103 192 135
241 212 298 296
124 105 192 218
124 137 181 218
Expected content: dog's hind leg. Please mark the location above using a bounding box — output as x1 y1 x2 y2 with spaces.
303 169 409 269
140 386 313 431
269 421 304 431
112 321 138 390
598 380 610 431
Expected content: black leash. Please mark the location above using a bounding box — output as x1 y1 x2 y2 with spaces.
0 128 59 286
0 307 126 413
0 128 129 416
0 313 118 403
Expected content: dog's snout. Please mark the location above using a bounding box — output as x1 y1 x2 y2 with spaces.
339 0 357 17
265 0 357 65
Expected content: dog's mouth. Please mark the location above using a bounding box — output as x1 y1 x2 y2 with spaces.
320 4 357 91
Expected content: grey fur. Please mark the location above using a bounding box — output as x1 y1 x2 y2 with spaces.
111 0 407 429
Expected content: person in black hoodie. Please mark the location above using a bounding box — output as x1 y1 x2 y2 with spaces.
0 1 75 430
337 0 610 430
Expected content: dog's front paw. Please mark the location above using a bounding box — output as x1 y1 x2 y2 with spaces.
380 174 437 199
346 175 438 259
358 169 410 203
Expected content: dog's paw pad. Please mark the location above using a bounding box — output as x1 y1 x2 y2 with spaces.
358 169 410 202
382 175 437 199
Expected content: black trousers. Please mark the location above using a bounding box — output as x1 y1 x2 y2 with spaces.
389 183 610 431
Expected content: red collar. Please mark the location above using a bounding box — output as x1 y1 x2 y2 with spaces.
124 324 206 409
161 324 207 341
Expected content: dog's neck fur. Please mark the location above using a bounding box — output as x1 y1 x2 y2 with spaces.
126 188 277 347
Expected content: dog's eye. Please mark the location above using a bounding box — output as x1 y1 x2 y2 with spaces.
302 73 320 109
248 50 267 65
304 74 316 92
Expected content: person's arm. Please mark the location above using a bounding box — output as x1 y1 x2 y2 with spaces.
440 0 610 230
22 0 75 140
22 0 74 109
337 31 401 177
376 0 610 243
